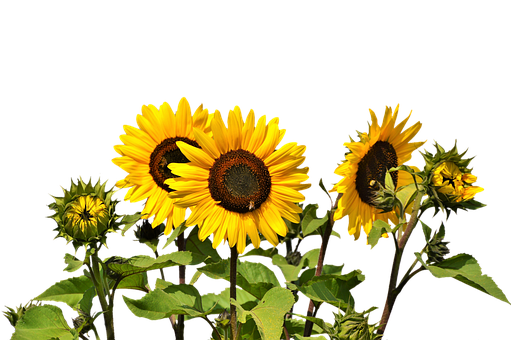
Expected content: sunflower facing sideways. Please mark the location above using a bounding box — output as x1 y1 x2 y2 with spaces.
331 105 425 240
165 107 310 253
113 98 212 235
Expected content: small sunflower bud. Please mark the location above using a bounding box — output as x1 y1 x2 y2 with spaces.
135 220 165 243
286 251 302 266
215 309 231 327
49 179 122 250
3 301 40 328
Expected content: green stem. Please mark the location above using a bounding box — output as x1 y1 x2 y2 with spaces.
202 316 222 340
175 233 186 340
303 193 342 337
89 254 115 340
377 190 424 335
230 246 239 340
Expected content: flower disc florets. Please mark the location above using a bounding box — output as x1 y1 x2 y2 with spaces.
49 179 122 250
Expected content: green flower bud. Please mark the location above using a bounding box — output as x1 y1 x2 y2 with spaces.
49 178 122 250
3 301 40 328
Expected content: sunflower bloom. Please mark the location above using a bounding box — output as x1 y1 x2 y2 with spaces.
113 98 212 234
166 107 310 253
331 105 426 240
432 161 483 202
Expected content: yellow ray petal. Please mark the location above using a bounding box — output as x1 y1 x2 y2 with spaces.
241 110 255 149
193 128 220 159
211 111 229 154
176 97 192 137
159 102 177 138
176 141 214 169
228 107 243 150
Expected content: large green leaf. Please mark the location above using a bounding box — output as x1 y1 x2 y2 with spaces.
415 253 510 304
272 248 320 282
186 225 222 264
123 284 218 320
107 251 207 278
232 287 295 340
237 261 281 300
11 305 77 340
297 277 357 311
35 276 93 310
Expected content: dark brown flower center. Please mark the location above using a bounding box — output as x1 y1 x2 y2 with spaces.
355 141 398 205
209 149 271 213
149 137 200 192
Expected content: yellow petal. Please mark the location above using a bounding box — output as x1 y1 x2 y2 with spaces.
228 107 243 150
159 102 177 138
193 128 220 160
241 110 255 149
176 97 192 137
211 111 229 154
176 141 214 169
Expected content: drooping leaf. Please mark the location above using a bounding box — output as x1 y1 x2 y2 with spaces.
162 222 187 249
11 305 76 340
421 221 432 242
63 254 83 272
185 225 221 264
120 212 143 236
415 253 509 304
297 277 357 311
367 219 391 249
107 251 206 278
35 276 93 310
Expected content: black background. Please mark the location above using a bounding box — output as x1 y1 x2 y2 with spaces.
5 75 511 340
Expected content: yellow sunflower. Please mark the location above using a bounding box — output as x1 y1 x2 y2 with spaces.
113 97 212 235
166 107 310 253
432 161 483 202
331 105 426 240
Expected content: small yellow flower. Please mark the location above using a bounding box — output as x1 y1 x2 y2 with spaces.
432 162 483 202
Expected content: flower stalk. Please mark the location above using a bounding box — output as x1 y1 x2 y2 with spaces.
303 193 341 337
230 246 239 340
377 190 424 335
87 250 115 340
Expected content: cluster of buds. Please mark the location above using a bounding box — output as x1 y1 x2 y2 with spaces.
330 306 381 340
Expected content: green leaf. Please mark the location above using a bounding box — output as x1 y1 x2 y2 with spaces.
241 247 279 258
318 178 332 202
272 248 320 282
298 264 345 286
294 335 329 340
232 287 295 340
284 318 324 337
302 205 330 237
292 313 333 334
108 251 206 278
415 253 510 304
202 287 259 315
297 277 357 311
198 259 230 280
123 284 217 320
367 219 391 249
63 254 83 272
11 305 75 340
384 171 395 191
115 272 149 292
237 261 281 300
421 221 432 242
154 278 173 290
162 222 187 249
120 212 143 236
35 276 93 310
77 286 95 315
396 183 418 211
185 225 221 264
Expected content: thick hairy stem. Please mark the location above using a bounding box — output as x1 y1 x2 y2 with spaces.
303 193 341 337
90 256 115 340
378 191 424 335
230 246 239 340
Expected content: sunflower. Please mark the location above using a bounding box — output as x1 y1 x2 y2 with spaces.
166 107 310 253
113 97 212 235
432 161 483 202
331 105 425 240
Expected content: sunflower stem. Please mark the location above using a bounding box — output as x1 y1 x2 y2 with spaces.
303 193 341 337
230 246 239 340
175 233 186 340
377 190 424 335
89 253 115 340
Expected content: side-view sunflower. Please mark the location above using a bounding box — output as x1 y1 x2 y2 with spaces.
113 97 212 234
166 107 310 253
331 105 426 240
